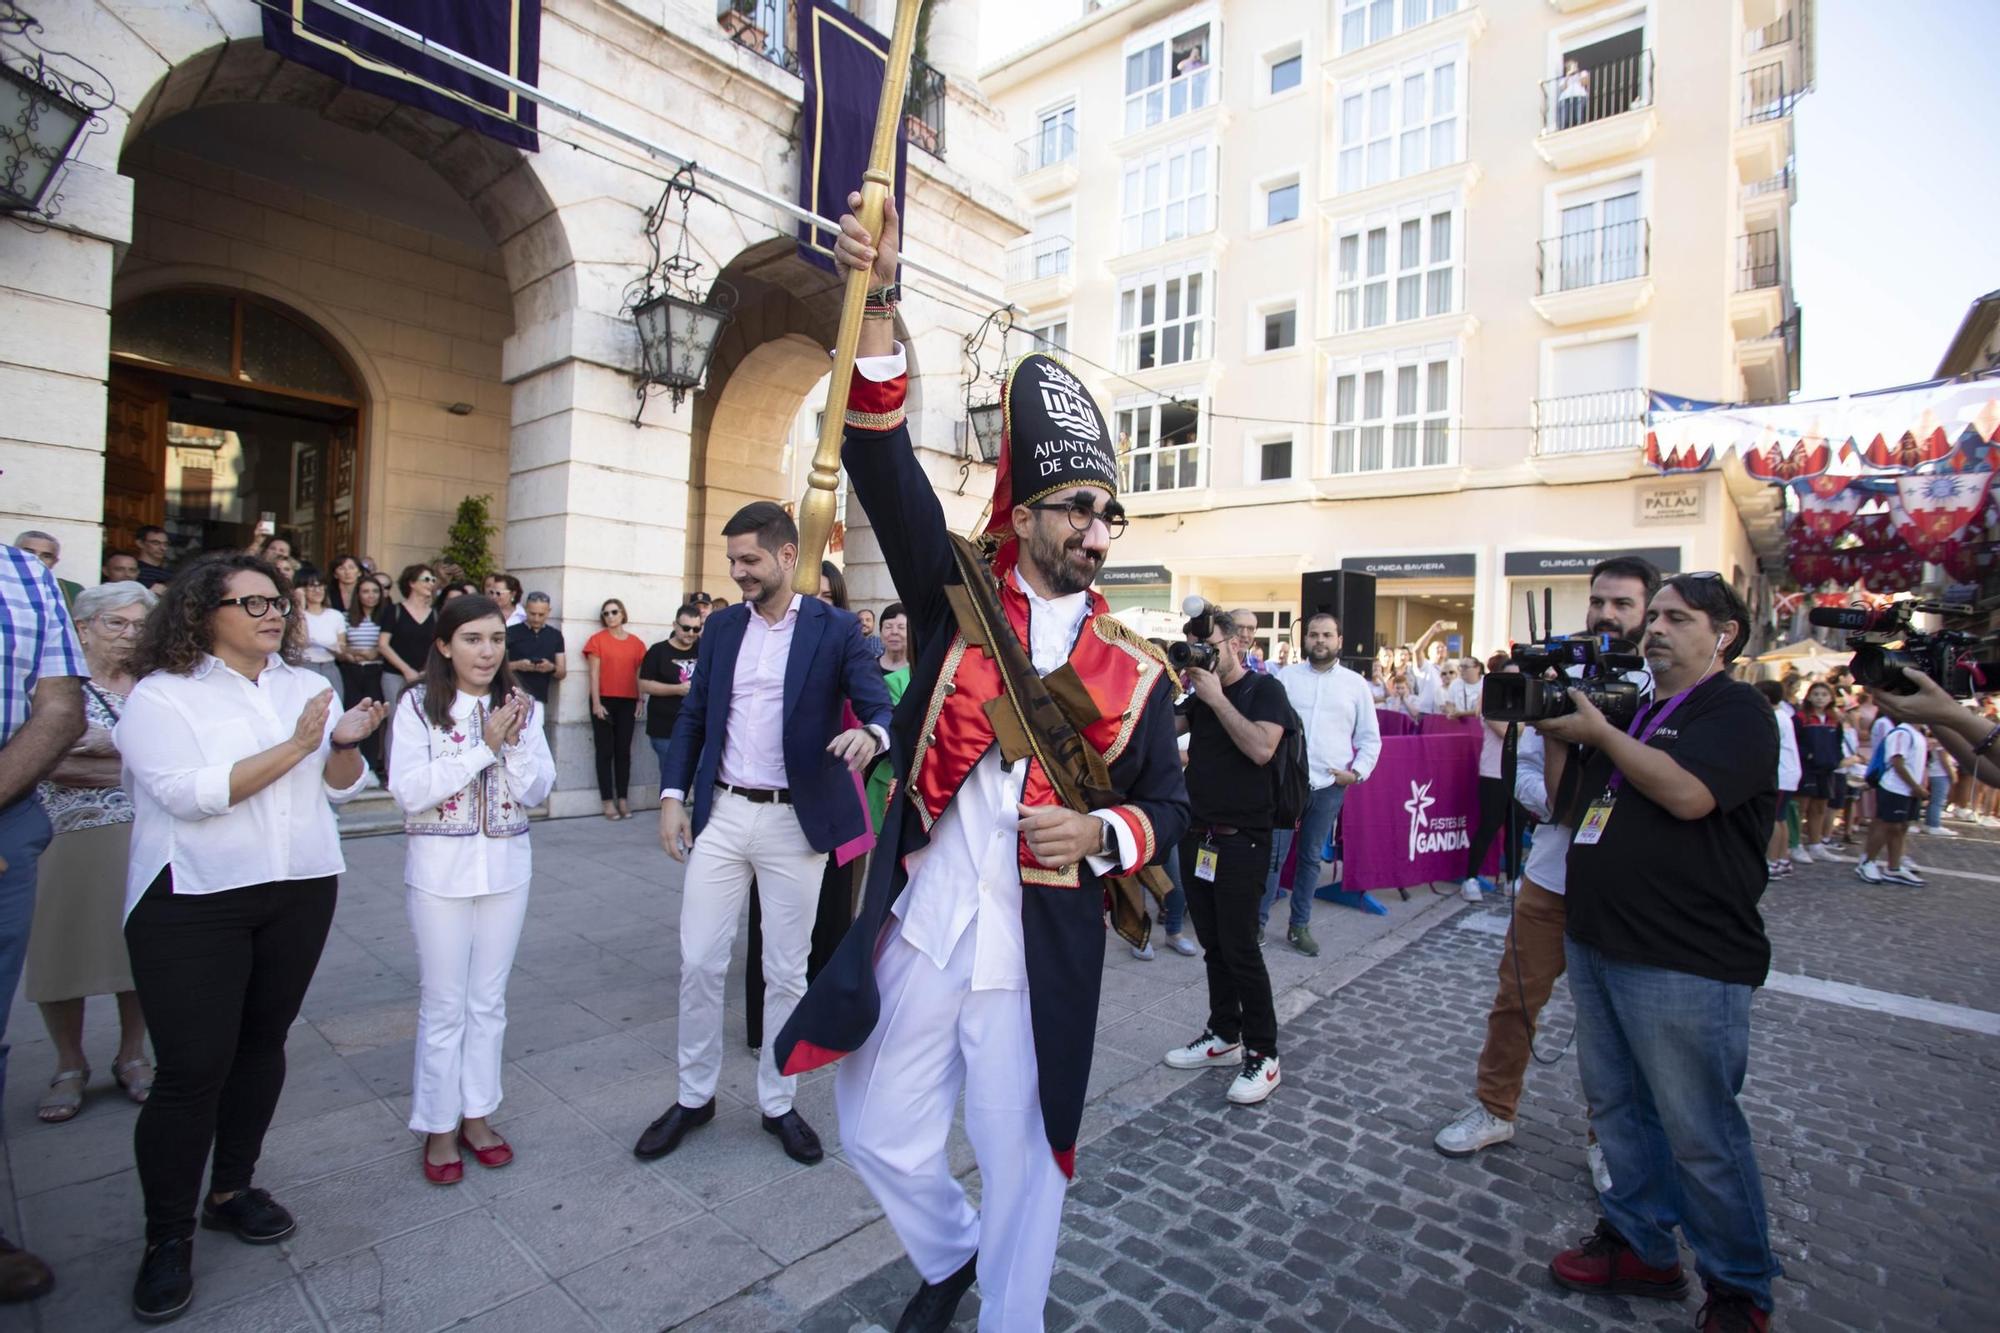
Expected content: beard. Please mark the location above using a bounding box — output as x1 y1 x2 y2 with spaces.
1022 523 1103 598
1307 643 1336 665
1590 616 1639 641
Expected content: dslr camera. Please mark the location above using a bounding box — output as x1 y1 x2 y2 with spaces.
1169 595 1221 673
1482 588 1643 724
1807 599 2000 698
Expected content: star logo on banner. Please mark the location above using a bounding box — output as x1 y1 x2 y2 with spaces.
1405 779 1436 862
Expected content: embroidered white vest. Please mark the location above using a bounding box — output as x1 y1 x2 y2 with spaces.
401 690 532 839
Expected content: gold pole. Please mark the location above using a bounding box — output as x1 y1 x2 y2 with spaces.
794 0 927 596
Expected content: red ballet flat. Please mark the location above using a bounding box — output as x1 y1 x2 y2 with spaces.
422 1154 463 1186
458 1130 513 1168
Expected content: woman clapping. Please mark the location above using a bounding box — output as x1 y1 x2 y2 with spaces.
385 596 554 1185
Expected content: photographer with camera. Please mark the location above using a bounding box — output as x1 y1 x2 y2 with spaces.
1161 607 1291 1105
1538 573 1781 1333
1433 557 1655 1172
1867 665 2000 789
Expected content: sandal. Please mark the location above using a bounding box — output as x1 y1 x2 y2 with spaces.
37 1068 89 1123
115 1056 155 1104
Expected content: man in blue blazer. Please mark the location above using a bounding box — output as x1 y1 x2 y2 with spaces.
635 501 893 1166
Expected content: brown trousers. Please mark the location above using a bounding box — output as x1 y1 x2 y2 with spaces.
1474 877 1569 1121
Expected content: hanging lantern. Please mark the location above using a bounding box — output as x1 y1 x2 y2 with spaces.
0 59 87 214
632 288 730 407
966 398 1004 463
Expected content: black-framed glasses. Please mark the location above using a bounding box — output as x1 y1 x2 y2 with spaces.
676 622 702 635
218 595 292 619
1026 496 1128 538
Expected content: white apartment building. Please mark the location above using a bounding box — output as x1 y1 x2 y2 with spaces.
983 0 1811 658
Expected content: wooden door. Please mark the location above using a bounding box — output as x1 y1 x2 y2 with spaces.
325 419 357 563
103 371 167 552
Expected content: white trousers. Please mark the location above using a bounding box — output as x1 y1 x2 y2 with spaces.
407 884 531 1133
837 918 1068 1333
677 788 827 1115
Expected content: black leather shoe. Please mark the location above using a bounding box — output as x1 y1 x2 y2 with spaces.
132 1237 193 1324
634 1100 715 1159
894 1253 977 1333
761 1109 824 1165
199 1187 295 1245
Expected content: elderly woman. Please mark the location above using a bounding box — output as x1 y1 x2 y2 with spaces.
30 582 157 1124
116 554 385 1322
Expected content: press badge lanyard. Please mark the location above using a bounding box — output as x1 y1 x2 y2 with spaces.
1575 682 1697 844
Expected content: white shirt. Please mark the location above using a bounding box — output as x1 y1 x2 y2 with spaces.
117 655 369 920
1276 660 1381 789
1774 701 1801 792
1445 677 1482 716
720 595 802 790
302 608 345 663
1879 722 1924 797
1512 727 1571 896
506 605 528 627
388 689 556 896
1411 661 1446 714
893 569 1135 993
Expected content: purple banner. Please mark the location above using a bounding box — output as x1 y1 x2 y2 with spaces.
1340 734 1497 892
1375 708 1415 737
1420 714 1486 739
795 0 909 272
261 2 539 150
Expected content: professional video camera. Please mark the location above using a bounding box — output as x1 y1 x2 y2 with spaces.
1807 598 2000 697
1168 595 1221 673
1482 588 1644 724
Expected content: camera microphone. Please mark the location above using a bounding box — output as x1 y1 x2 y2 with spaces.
1806 605 1879 632
1182 595 1210 618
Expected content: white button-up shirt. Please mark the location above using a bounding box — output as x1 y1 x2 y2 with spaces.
893 571 1134 992
1277 659 1382 789
1411 660 1446 714
719 594 800 790
388 689 556 897
117 654 369 920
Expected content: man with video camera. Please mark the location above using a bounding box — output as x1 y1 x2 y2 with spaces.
1160 606 1291 1105
1538 573 1782 1333
1434 557 1655 1174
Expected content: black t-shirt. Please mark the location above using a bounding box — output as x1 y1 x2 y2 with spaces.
1182 670 1291 829
386 604 436 675
506 623 565 702
639 639 700 739
1565 673 1777 987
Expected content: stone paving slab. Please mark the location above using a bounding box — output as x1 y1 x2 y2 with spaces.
0 812 1450 1331
804 820 2000 1333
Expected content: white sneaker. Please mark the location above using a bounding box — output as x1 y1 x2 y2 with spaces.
1791 845 1814 864
1164 932 1200 956
1459 877 1484 903
1883 863 1926 886
1855 859 1884 884
1930 825 1960 838
1586 1138 1614 1194
1433 1104 1514 1157
1130 939 1156 961
1164 1030 1243 1070
1227 1051 1281 1105
1980 815 2000 828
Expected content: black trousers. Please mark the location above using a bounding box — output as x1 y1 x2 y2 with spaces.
1181 829 1279 1056
125 869 337 1244
338 660 386 777
744 857 854 1048
592 697 638 800
1466 775 1514 881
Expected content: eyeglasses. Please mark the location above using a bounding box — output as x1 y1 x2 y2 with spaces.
1683 570 1723 581
417 574 437 584
676 622 702 634
1025 496 1128 538
91 615 146 637
218 595 292 619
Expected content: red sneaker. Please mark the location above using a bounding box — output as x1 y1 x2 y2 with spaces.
1698 1284 1770 1332
1549 1219 1689 1299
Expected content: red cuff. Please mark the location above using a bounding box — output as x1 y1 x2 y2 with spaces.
1107 805 1153 876
847 371 908 432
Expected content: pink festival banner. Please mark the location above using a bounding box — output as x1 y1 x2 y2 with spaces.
1340 733 1498 892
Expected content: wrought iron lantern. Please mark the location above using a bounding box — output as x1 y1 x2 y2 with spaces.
965 398 1004 463
624 165 733 418
0 5 111 218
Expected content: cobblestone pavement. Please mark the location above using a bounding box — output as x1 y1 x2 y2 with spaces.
802 819 2000 1333
0 814 1455 1332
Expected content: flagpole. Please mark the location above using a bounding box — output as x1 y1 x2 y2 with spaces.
794 0 925 595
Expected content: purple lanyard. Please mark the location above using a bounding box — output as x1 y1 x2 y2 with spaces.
1604 682 1696 795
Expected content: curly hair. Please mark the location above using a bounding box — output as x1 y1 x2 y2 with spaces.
131 553 305 677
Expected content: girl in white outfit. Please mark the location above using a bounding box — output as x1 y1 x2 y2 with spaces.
387 594 555 1184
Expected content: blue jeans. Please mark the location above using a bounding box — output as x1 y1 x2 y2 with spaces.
1926 774 1949 829
1159 851 1186 936
1566 938 1780 1310
1259 782 1347 931
651 738 673 793
0 797 54 1109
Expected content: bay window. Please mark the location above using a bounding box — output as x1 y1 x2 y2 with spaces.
1120 137 1214 253
1124 22 1215 134
1116 264 1212 372
1334 207 1459 332
1338 0 1461 53
1330 357 1455 474
1335 55 1462 194
1117 396 1207 493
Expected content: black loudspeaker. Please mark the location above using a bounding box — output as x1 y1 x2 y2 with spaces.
1301 569 1377 661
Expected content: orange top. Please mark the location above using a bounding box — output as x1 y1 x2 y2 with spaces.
584 629 646 699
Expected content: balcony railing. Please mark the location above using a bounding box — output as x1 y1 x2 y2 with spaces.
1741 162 1794 203
904 56 947 158
1121 442 1206 494
1538 219 1651 294
1540 50 1653 135
1738 230 1782 291
1006 237 1072 286
1746 11 1793 54
1531 387 1649 457
1741 63 1799 123
717 0 797 76
1016 123 1076 176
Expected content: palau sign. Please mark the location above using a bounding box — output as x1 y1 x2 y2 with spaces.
1638 481 1705 525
